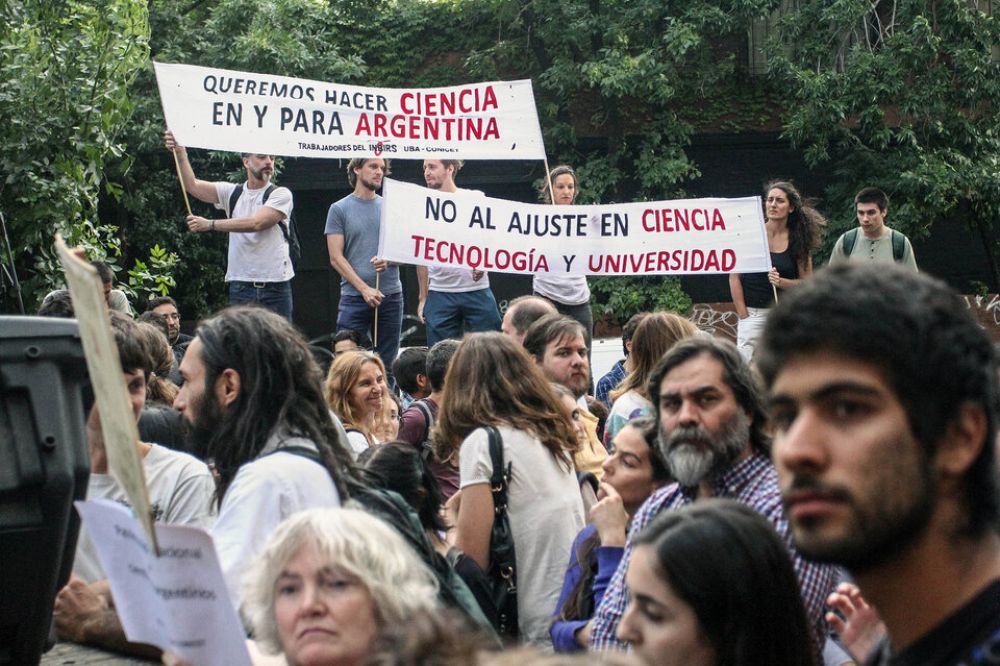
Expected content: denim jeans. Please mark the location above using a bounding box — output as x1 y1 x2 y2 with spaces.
337 291 404 374
423 288 502 347
228 280 293 321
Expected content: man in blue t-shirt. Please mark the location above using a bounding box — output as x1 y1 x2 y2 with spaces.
325 158 403 374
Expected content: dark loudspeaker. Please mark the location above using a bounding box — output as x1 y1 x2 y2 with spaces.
0 316 90 665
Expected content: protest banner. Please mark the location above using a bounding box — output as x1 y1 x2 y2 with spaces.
76 500 251 666
155 61 545 160
378 179 771 276
55 236 158 552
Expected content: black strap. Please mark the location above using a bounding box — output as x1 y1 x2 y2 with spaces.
227 184 290 242
487 426 507 507
842 227 859 256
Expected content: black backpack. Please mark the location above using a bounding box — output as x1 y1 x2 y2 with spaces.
228 184 302 270
841 227 905 262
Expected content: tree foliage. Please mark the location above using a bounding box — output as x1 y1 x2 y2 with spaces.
768 0 1000 285
0 0 150 309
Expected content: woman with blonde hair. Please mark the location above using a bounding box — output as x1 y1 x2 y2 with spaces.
324 350 386 458
603 312 697 447
436 332 584 646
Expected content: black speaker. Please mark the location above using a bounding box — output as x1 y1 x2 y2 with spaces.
0 316 91 665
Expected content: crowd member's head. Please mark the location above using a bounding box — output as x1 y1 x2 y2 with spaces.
392 346 430 400
501 295 557 344
324 350 386 441
243 507 439 666
423 159 463 192
240 151 275 185
137 310 170 338
539 165 578 205
602 416 671 515
364 442 448 536
853 186 890 238
346 157 390 191
523 314 589 399
147 296 183 344
174 306 354 504
762 180 824 262
93 261 117 307
551 382 588 448
37 289 75 318
134 320 179 406
374 391 402 442
611 312 698 404
332 329 370 356
620 311 649 358
617 499 816 666
426 338 461 395
435 332 576 467
108 311 153 423
648 337 769 488
759 263 999 572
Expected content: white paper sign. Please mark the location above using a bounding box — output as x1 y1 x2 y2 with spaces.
378 179 771 275
76 500 251 666
155 61 546 160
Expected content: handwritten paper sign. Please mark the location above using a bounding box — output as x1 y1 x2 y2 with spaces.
155 61 545 160
56 236 157 551
378 179 771 275
76 500 251 666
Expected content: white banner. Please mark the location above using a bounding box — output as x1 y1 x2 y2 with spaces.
154 62 546 160
378 179 770 275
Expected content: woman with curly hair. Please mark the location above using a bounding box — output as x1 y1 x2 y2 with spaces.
436 332 584 646
728 180 824 362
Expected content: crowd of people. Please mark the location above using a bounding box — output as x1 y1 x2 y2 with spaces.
36 137 999 666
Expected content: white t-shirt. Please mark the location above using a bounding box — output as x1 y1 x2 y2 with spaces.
428 188 490 293
74 444 214 583
604 389 653 447
459 425 584 646
532 275 591 306
212 436 341 611
215 181 294 283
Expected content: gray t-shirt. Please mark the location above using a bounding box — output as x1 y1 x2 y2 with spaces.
324 194 402 297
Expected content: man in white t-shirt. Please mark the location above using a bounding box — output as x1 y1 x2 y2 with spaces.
164 130 295 320
52 312 214 658
417 159 502 346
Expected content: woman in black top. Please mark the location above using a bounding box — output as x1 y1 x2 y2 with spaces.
729 180 824 362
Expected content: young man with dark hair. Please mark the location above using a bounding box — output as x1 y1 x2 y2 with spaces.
416 159 502 346
595 311 649 408
325 157 403 373
52 311 213 657
501 294 557 344
391 346 431 407
829 187 917 269
588 336 837 656
396 339 461 499
758 262 1000 665
523 313 607 477
164 131 295 319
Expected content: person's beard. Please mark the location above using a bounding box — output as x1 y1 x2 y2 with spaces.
658 410 750 487
360 175 381 192
183 388 225 460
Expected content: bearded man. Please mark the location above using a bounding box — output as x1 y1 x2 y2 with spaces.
588 336 838 656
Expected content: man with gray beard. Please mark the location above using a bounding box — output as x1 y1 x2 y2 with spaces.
588 336 838 657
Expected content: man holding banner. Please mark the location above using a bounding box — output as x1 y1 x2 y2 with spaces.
326 157 402 373
164 130 295 320
417 159 502 346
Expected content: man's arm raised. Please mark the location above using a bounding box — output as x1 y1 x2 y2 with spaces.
164 130 221 205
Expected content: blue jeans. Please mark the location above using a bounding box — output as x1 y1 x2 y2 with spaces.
424 289 502 347
228 280 293 321
337 291 403 374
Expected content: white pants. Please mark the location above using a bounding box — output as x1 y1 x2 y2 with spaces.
736 306 770 363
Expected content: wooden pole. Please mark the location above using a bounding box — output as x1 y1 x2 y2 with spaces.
171 149 193 217
543 159 554 203
373 272 380 348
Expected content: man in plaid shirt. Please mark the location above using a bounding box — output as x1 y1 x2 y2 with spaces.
587 336 837 654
